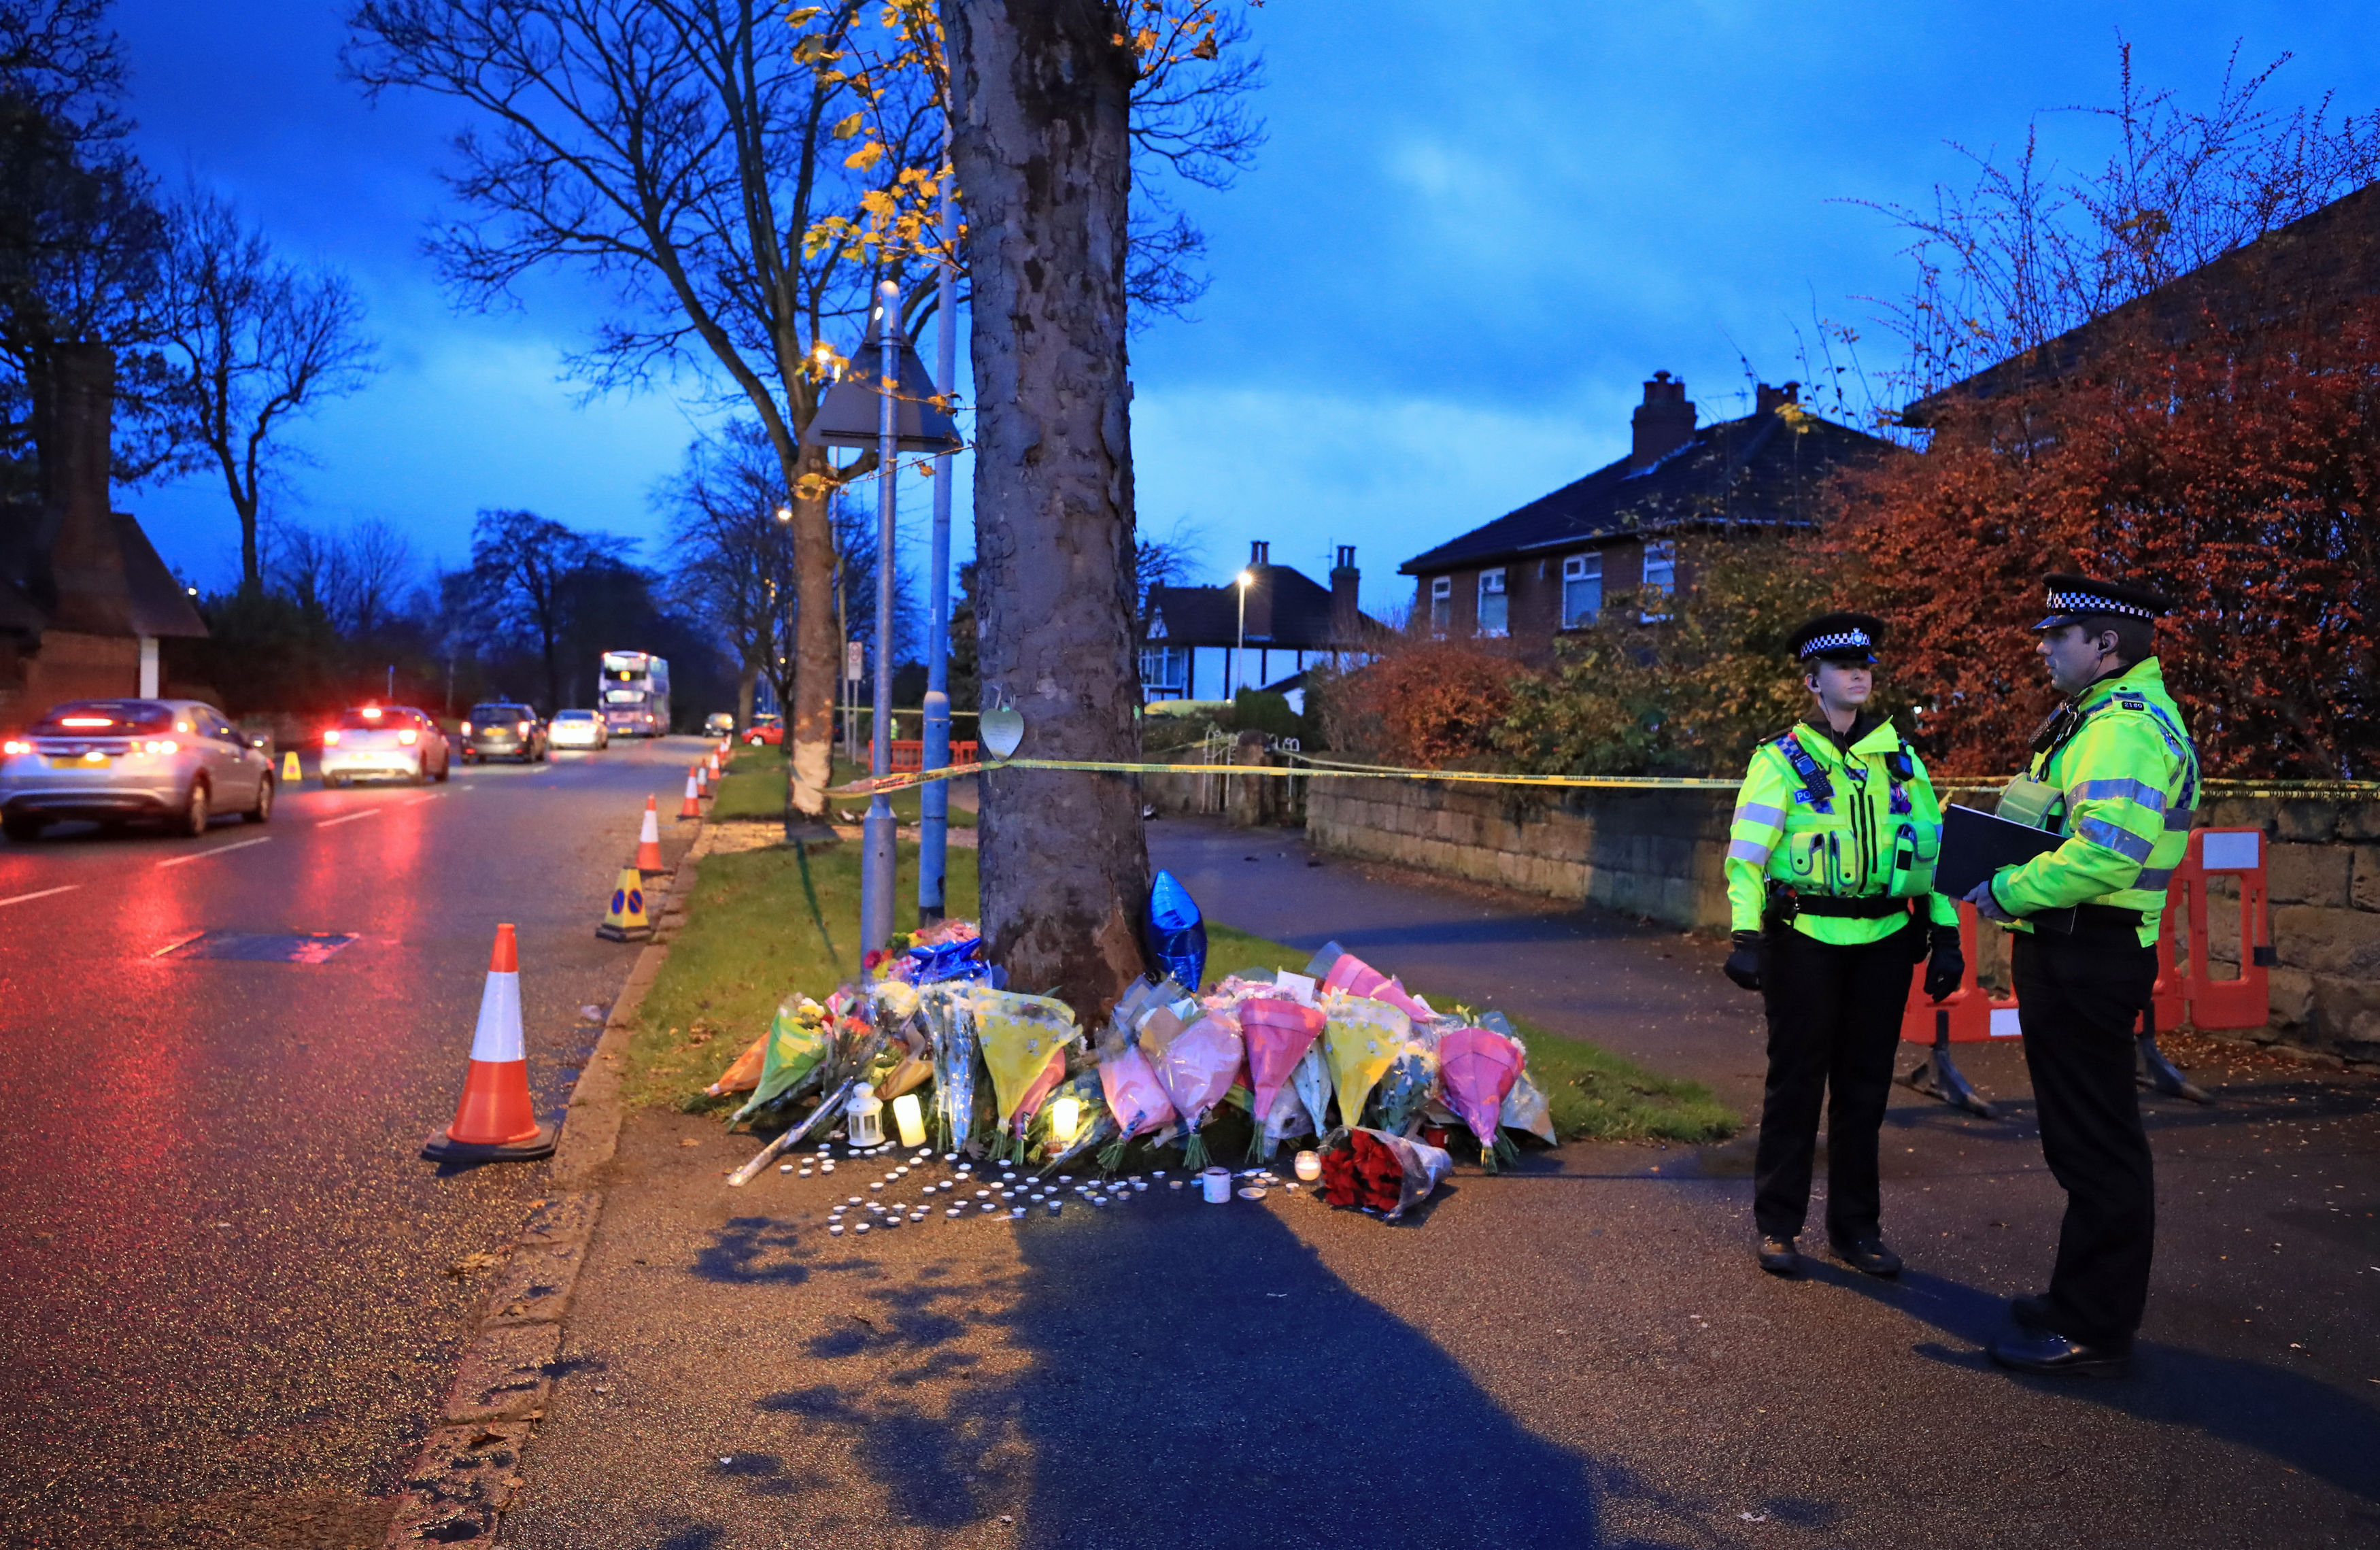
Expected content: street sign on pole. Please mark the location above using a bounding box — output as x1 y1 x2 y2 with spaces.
845 641 864 681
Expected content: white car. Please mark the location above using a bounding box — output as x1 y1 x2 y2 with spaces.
320 705 452 787
1 698 274 839
547 709 610 750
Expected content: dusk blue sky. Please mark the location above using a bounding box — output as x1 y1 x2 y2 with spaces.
114 1 2380 618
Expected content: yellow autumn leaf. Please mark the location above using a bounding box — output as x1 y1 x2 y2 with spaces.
831 111 864 139
860 188 896 219
845 140 886 171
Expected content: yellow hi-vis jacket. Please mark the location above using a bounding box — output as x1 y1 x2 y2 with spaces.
1725 715 1958 945
1990 657 2198 948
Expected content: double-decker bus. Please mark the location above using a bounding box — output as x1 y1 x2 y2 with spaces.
599 651 672 737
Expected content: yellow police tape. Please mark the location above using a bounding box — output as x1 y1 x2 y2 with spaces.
828 753 2380 803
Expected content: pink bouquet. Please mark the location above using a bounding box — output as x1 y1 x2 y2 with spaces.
1437 1026 1525 1170
1095 1041 1177 1170
1238 996 1326 1162
1149 1010 1244 1172
1312 946 1435 1024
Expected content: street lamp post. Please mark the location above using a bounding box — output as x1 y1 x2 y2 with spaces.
1233 568 1253 700
918 120 959 926
860 279 902 956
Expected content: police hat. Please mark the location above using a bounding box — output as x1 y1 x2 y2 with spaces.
2034 573 2174 630
1788 611 1886 664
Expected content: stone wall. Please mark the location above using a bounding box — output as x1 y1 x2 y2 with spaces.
1304 778 2380 1061
1304 777 1734 930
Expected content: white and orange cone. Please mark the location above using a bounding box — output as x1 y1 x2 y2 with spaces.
636 795 666 875
695 761 711 796
707 748 721 779
678 768 702 820
422 924 556 1163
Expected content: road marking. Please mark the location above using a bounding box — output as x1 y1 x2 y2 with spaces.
400 792 445 806
151 930 207 957
0 883 78 909
317 809 383 828
158 837 273 869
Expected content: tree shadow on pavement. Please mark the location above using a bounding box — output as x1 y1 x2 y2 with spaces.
1809 1261 2380 1502
745 1196 1627 1549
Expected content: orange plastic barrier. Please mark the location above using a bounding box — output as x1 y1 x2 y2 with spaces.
1901 826 2271 1040
889 739 979 773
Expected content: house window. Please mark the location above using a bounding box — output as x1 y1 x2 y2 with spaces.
1429 575 1452 635
1561 552 1602 628
1476 567 1508 637
1139 645 1188 698
1640 539 1676 622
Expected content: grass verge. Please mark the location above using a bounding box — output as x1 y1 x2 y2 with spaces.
627 844 1733 1143
709 743 977 827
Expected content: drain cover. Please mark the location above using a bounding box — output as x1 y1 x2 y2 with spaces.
156 931 359 963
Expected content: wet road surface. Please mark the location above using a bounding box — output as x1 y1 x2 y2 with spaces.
0 736 704 1547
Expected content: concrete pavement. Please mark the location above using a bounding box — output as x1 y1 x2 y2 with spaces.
492 815 2380 1549
0 736 706 1548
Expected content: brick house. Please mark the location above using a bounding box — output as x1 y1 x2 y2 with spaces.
1399 374 1892 644
0 344 207 725
1140 542 1384 705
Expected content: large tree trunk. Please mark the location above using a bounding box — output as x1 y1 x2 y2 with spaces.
943 0 1150 1020
775 439 838 820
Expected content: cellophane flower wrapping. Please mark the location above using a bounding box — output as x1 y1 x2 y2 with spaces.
728 996 830 1124
1501 1062 1557 1144
970 989 1082 1149
1321 990 1409 1134
1437 1026 1525 1168
1032 1068 1114 1170
1240 997 1326 1150
1306 942 1435 1024
705 1031 768 1096
1149 1009 1243 1172
1291 1043 1333 1141
921 983 981 1151
1369 1039 1440 1136
1318 1127 1452 1219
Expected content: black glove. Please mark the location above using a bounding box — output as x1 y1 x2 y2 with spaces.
1723 930 1763 992
1922 925 1965 1002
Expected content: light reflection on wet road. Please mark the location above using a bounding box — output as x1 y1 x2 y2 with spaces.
0 738 703 1545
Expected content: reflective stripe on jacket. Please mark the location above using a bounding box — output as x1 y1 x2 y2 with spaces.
1992 656 2197 947
1724 715 1958 945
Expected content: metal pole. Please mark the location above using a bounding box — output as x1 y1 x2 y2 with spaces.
919 122 957 925
860 278 901 960
1235 581 1246 701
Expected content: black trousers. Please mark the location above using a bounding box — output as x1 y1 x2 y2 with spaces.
1752 924 1917 1243
2012 926 2159 1347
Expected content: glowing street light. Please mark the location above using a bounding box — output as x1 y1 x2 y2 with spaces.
1234 569 1255 698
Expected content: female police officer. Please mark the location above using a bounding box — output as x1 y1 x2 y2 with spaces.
1721 612 1965 1277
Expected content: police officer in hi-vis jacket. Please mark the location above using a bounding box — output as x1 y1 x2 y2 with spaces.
1722 613 1965 1279
1967 574 2198 1379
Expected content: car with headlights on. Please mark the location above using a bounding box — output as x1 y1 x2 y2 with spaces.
319 704 451 787
548 708 609 751
703 711 735 738
460 703 547 764
0 698 275 840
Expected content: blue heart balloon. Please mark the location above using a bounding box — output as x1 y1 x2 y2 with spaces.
1144 869 1208 991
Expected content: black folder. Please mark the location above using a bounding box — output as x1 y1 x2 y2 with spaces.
1936 805 2074 933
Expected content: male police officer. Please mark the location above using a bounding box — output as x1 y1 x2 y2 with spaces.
1723 612 1963 1278
1967 574 2197 1379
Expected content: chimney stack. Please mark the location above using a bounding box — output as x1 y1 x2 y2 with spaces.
31 342 134 635
1329 545 1359 647
1754 380 1801 415
1248 539 1270 567
1630 370 1697 471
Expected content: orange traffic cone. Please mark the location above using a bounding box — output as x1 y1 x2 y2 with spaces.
678 769 702 820
695 761 711 796
422 924 556 1163
707 748 721 779
635 796 666 875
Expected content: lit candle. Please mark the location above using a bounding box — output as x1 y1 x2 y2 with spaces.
891 1091 927 1149
1049 1095 1082 1147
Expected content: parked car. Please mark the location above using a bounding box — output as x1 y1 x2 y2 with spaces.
0 698 275 840
548 708 610 750
460 703 547 764
319 704 451 787
743 711 783 747
703 711 735 738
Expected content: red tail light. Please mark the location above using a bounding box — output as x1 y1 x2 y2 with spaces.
398 728 418 745
143 739 179 754
1 739 26 756
460 721 473 735
323 730 341 745
517 721 532 736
